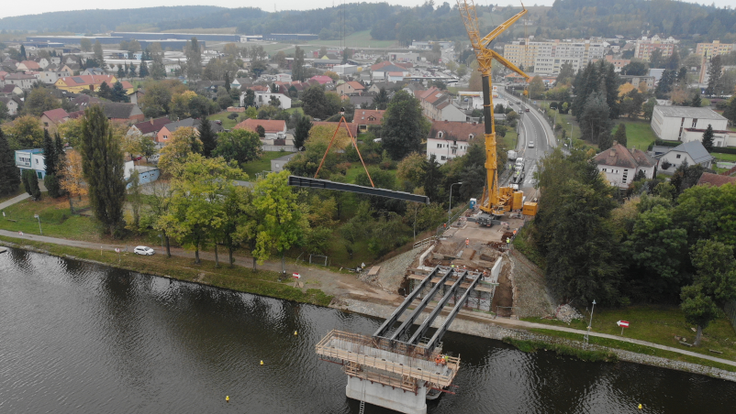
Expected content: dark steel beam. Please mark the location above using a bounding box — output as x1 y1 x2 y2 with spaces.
388 268 454 342
408 271 468 345
423 273 482 352
373 266 440 338
288 176 430 204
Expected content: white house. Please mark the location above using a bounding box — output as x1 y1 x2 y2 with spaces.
333 64 358 75
275 73 292 83
651 106 728 142
426 120 484 164
4 73 37 90
0 97 19 116
249 91 292 109
658 141 715 173
14 149 46 179
681 127 736 148
593 142 658 189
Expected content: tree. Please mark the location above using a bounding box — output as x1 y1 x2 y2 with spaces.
42 129 56 176
0 129 21 196
111 82 129 102
242 89 256 108
649 49 664 68
643 97 658 121
198 117 218 157
24 87 60 117
701 124 714 152
613 123 627 148
80 38 92 52
580 91 612 149
302 85 336 120
294 116 312 150
371 87 390 110
59 150 86 214
147 43 166 80
213 129 262 165
724 97 736 126
528 76 546 99
140 81 172 118
80 106 126 236
555 62 575 86
0 101 8 121
621 61 648 76
185 37 202 80
706 55 722 96
158 127 203 173
22 169 41 200
6 115 44 148
93 40 104 67
681 240 736 346
293 46 306 82
252 170 308 274
139 61 149 78
97 82 113 100
397 152 427 189
381 90 430 160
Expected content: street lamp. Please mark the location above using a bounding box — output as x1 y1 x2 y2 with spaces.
585 299 596 344
34 214 42 235
448 182 463 226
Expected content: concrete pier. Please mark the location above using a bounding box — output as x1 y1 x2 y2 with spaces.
346 376 427 414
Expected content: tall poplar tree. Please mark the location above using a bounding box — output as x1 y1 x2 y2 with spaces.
80 106 127 236
198 117 217 157
0 129 21 196
186 37 202 80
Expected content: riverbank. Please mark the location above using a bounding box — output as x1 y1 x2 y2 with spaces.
2 235 736 381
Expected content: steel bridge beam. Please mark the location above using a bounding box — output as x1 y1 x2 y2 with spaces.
373 266 440 338
388 268 454 342
423 274 483 352
408 270 468 345
288 176 430 204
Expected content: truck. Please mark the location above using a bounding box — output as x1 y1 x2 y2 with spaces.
515 157 525 171
508 150 518 161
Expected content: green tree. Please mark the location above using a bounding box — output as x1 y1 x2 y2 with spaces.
555 62 575 86
140 81 172 118
185 37 202 80
580 91 612 149
643 97 658 121
0 101 8 121
24 87 60 117
222 185 255 266
528 76 546 99
701 124 714 152
97 82 113 100
706 55 722 96
126 170 143 232
0 129 21 196
80 38 92 52
93 40 104 67
613 123 627 147
724 97 736 125
621 61 648 76
213 129 262 166
681 240 736 346
79 106 126 236
293 46 306 82
381 90 430 160
111 82 130 102
397 152 427 189
242 89 256 108
198 117 217 157
139 61 149 78
371 87 390 110
252 170 308 274
147 43 166 80
22 169 42 200
158 127 203 173
294 116 312 150
690 93 702 108
6 115 44 148
42 129 56 175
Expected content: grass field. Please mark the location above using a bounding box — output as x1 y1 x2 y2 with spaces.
523 304 736 362
208 111 240 130
0 197 103 242
304 30 398 49
616 119 658 151
713 152 736 162
241 151 291 179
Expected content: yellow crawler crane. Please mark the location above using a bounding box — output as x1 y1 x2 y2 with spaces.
457 1 530 217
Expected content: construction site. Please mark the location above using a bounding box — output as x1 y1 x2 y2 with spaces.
310 2 550 413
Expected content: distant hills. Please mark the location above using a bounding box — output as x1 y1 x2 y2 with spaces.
1 0 735 44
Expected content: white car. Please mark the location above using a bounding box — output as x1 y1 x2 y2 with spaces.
134 246 155 256
528 141 535 148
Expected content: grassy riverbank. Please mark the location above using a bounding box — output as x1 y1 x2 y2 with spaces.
0 236 333 307
503 337 618 363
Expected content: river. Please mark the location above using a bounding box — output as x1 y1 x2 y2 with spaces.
1 248 734 413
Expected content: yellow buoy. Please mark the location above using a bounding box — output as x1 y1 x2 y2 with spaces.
638 404 642 410
294 330 298 336
226 396 230 403
260 360 264 365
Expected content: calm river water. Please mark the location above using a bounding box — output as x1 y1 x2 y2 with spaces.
1 248 735 414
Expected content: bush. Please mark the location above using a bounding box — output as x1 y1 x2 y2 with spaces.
227 112 239 119
43 174 62 198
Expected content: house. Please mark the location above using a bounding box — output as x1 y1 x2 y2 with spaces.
54 75 133 94
14 148 46 179
336 81 365 96
127 117 171 138
651 106 728 142
593 142 658 189
308 75 333 85
620 75 655 91
231 77 250 91
156 118 224 146
4 73 37 90
249 91 292 109
416 87 466 122
680 127 736 148
0 96 19 116
353 109 385 133
367 82 396 94
275 73 292 83
658 141 715 172
426 120 484 164
233 119 287 140
697 172 736 187
40 108 70 133
16 60 41 71
98 102 144 123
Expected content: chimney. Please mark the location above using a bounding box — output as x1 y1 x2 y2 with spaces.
150 118 154 125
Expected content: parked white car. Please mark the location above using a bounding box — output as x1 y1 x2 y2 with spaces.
134 246 155 256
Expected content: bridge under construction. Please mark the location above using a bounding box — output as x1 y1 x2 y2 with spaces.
316 264 500 414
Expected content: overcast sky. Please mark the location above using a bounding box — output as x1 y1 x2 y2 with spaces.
0 0 733 20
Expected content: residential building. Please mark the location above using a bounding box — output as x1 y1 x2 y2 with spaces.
353 109 385 133
658 141 714 172
40 108 70 133
4 73 37 90
604 55 630 72
593 142 657 189
504 38 606 74
14 148 46 179
127 117 171 138
620 75 655 91
697 172 736 187
156 118 224 146
16 60 41 71
308 75 333 85
681 127 735 148
54 75 133 93
417 87 466 122
651 106 728 141
243 91 292 109
1 84 23 96
98 102 144 123
695 40 736 58
0 96 19 116
336 81 365 96
426 120 484 164
233 118 287 141
634 36 677 61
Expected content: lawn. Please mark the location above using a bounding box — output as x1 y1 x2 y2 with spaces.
304 30 398 48
208 111 240 130
241 151 291 179
616 119 658 151
713 152 736 162
0 197 102 242
523 304 736 362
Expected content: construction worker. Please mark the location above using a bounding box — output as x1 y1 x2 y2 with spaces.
465 238 469 247
506 237 511 244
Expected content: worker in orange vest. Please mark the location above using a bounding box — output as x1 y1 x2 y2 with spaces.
465 238 469 247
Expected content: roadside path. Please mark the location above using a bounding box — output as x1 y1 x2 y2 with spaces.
0 193 31 211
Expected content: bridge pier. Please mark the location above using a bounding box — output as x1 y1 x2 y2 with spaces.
346 376 428 414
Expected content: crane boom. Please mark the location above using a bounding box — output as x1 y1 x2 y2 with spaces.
457 1 529 216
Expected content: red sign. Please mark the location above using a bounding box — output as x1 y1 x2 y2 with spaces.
292 273 301 279
616 320 630 328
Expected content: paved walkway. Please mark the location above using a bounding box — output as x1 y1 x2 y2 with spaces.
0 193 31 211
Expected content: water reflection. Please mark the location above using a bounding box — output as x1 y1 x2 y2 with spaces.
0 247 734 414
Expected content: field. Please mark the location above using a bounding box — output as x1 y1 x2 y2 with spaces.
616 119 658 150
0 197 101 242
303 30 398 49
208 111 240 130
241 151 291 179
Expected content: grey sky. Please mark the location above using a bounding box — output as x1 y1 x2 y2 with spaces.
0 0 733 20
